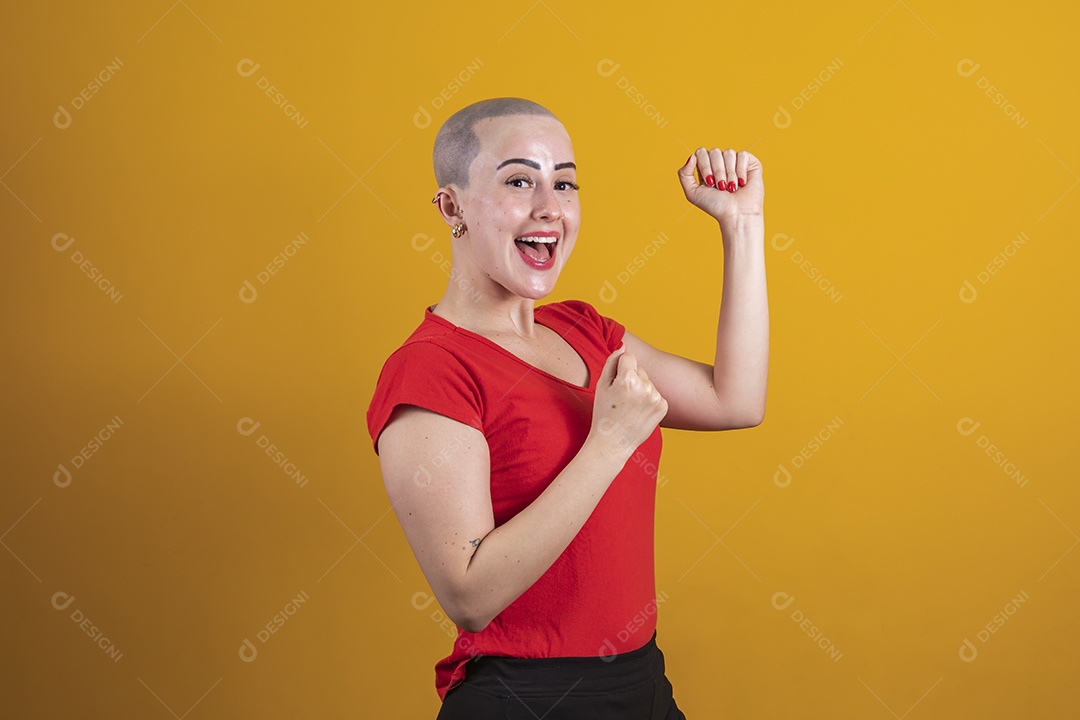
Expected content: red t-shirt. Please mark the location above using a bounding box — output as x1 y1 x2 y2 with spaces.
366 299 663 700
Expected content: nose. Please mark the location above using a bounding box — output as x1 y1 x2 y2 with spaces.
531 183 563 222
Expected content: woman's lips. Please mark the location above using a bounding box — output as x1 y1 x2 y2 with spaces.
514 235 557 270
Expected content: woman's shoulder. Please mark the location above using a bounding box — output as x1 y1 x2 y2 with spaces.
538 299 623 341
369 314 483 409
375 309 477 373
367 320 484 455
537 298 604 323
385 327 467 366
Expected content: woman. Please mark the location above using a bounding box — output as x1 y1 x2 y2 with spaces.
367 97 768 719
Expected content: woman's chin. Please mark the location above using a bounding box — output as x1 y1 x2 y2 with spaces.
515 275 561 300
497 267 559 300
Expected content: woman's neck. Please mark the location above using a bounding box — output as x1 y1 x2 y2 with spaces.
431 288 539 339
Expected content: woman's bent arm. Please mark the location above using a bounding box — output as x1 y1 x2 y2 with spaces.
378 406 629 632
376 345 666 633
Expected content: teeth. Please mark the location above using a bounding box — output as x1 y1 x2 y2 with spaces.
516 236 557 244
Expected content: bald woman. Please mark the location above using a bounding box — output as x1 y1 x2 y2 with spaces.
367 97 768 719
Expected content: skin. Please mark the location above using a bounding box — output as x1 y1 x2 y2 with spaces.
431 114 581 334
377 113 768 632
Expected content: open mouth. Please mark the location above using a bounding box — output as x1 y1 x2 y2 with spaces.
514 235 558 268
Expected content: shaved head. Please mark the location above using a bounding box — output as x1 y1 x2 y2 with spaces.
433 97 558 188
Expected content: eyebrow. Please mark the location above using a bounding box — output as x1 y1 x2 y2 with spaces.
496 158 576 171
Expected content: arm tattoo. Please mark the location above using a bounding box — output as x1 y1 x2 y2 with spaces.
468 538 481 548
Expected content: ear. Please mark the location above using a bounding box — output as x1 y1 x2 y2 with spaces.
432 186 465 227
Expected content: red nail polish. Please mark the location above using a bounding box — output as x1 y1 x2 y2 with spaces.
687 155 693 165
727 181 736 192
738 177 746 187
705 174 715 187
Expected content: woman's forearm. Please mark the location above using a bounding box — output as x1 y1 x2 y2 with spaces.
713 213 769 425
449 435 629 632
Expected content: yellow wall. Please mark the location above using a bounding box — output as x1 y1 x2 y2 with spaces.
3 1 1077 717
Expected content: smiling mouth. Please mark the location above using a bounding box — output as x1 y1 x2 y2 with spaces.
514 236 558 264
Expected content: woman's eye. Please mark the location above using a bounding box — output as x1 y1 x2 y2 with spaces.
505 177 579 191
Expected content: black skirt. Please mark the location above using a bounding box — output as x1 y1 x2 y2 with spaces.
435 632 686 720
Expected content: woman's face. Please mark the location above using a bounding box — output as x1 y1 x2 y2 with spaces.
455 114 580 301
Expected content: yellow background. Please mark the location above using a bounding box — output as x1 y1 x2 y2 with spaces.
3 1 1078 717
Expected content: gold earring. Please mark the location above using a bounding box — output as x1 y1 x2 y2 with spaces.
451 222 467 238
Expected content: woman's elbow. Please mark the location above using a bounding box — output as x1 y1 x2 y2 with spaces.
707 392 765 430
742 406 765 428
456 614 492 634
725 404 765 429
442 589 495 634
449 606 494 634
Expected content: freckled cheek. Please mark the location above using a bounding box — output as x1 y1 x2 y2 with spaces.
488 200 531 225
473 206 517 239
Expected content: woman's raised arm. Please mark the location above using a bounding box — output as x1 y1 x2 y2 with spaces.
616 148 769 432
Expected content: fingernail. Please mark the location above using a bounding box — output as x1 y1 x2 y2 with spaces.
686 154 693 165
727 181 736 192
738 177 746 187
705 174 715 187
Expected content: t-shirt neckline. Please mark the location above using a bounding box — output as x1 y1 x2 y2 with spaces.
424 303 593 391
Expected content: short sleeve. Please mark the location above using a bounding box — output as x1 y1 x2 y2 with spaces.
366 341 484 455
